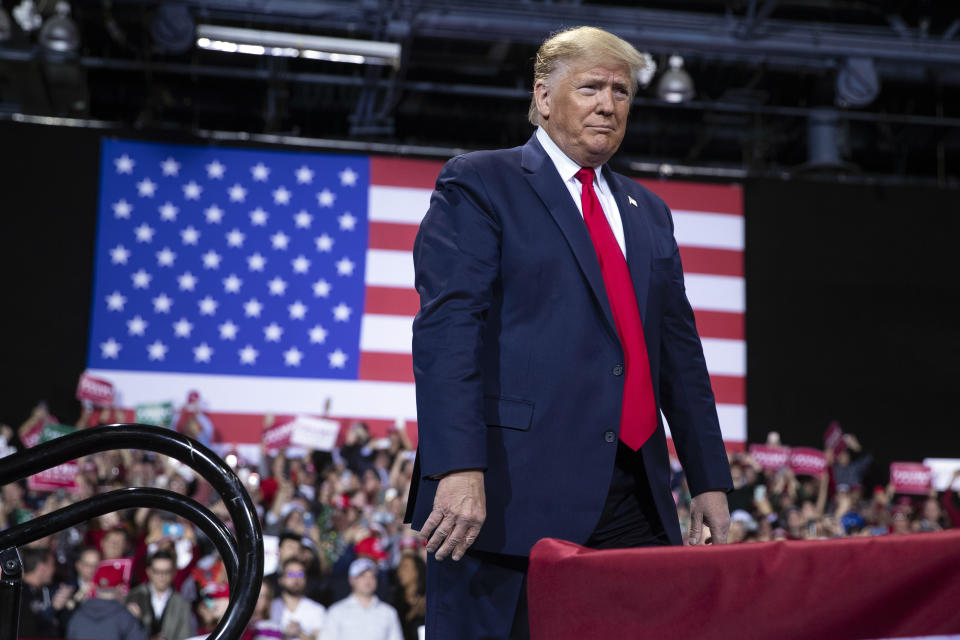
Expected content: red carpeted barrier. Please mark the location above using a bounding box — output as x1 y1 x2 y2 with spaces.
528 531 960 640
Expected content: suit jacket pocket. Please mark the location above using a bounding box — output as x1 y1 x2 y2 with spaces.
483 395 534 430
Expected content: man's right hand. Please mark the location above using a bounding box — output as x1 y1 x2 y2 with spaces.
419 469 486 561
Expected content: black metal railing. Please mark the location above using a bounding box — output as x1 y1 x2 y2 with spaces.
0 423 263 640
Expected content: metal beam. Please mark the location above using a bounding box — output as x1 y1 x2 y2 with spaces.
148 0 960 67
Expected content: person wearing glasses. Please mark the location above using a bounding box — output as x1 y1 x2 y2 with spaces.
268 558 326 640
126 551 195 640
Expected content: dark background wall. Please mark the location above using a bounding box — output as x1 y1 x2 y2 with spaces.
2 120 959 480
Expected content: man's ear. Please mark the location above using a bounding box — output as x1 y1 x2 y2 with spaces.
534 79 550 121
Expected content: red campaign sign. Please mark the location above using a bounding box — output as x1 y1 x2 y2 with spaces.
748 444 792 471
76 373 115 406
790 447 827 476
890 462 933 495
823 421 847 456
262 419 294 452
28 461 79 493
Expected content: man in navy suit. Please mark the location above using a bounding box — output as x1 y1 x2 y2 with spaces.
406 26 733 639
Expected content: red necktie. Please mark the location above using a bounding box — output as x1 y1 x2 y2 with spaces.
574 168 658 450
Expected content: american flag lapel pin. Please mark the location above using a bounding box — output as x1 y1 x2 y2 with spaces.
628 195 638 207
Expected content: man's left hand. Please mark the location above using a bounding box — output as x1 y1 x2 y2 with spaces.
687 490 730 545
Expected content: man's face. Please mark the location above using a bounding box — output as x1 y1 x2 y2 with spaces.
279 562 306 597
147 558 175 593
350 569 377 598
101 531 126 559
76 550 101 581
535 57 632 168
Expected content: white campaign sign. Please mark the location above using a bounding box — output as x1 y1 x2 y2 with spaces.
289 416 341 451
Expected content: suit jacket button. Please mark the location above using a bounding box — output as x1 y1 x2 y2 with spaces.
604 430 616 443
612 364 624 376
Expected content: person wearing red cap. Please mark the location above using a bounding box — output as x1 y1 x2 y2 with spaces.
66 560 146 640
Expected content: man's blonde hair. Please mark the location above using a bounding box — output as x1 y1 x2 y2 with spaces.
528 26 646 126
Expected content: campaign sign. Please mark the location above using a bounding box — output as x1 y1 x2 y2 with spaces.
76 373 115 406
289 416 341 452
789 447 827 476
38 423 75 444
135 402 175 428
749 444 791 471
263 419 294 452
28 461 79 493
890 462 933 495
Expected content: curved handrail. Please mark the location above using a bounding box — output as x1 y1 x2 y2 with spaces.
0 487 239 589
0 424 263 640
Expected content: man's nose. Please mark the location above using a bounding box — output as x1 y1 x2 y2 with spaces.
595 87 615 114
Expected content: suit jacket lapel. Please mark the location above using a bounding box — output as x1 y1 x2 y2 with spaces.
521 135 618 336
603 166 652 324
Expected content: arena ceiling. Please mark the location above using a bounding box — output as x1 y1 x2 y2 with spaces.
1 0 959 185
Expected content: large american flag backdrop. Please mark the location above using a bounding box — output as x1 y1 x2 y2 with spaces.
87 139 745 449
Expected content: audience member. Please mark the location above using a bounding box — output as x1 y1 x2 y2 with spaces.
318 558 403 640
126 551 195 640
66 561 146 640
269 558 326 640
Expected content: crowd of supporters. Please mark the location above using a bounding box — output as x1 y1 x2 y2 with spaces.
2 400 959 640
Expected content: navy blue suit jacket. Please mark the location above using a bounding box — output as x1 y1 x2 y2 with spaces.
406 133 732 555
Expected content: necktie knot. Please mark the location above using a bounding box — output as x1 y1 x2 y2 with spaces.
574 167 595 186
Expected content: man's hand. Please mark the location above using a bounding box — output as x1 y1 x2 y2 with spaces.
687 490 730 545
419 469 486 561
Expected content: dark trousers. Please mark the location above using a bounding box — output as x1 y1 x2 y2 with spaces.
425 443 668 640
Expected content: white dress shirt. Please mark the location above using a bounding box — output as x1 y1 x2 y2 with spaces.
536 126 627 257
270 596 327 637
149 585 172 618
317 595 403 640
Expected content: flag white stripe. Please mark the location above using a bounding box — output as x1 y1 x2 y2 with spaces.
358 318 745 377
682 274 745 313
88 369 418 420
367 250 745 314
701 338 746 377
369 187 744 252
369 186 432 225
366 249 414 288
671 211 745 251
360 314 413 353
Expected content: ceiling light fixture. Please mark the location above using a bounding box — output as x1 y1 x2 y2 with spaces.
195 25 401 68
38 1 79 54
656 55 695 103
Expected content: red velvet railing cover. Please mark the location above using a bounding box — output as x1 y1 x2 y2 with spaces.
528 531 960 640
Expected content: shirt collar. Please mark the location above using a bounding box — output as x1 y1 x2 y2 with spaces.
536 127 608 190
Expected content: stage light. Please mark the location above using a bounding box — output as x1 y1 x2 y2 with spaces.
0 8 13 42
835 57 880 108
38 1 79 55
656 55 695 103
635 52 658 89
150 4 195 54
195 25 401 68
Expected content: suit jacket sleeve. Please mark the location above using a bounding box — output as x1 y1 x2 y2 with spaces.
412 155 502 478
655 202 733 496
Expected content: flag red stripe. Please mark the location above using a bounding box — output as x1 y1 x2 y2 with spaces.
365 286 421 315
359 351 414 382
370 156 445 190
679 246 743 277
368 222 419 251
364 288 744 341
359 350 744 404
710 375 745 405
692 310 744 340
634 179 743 216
